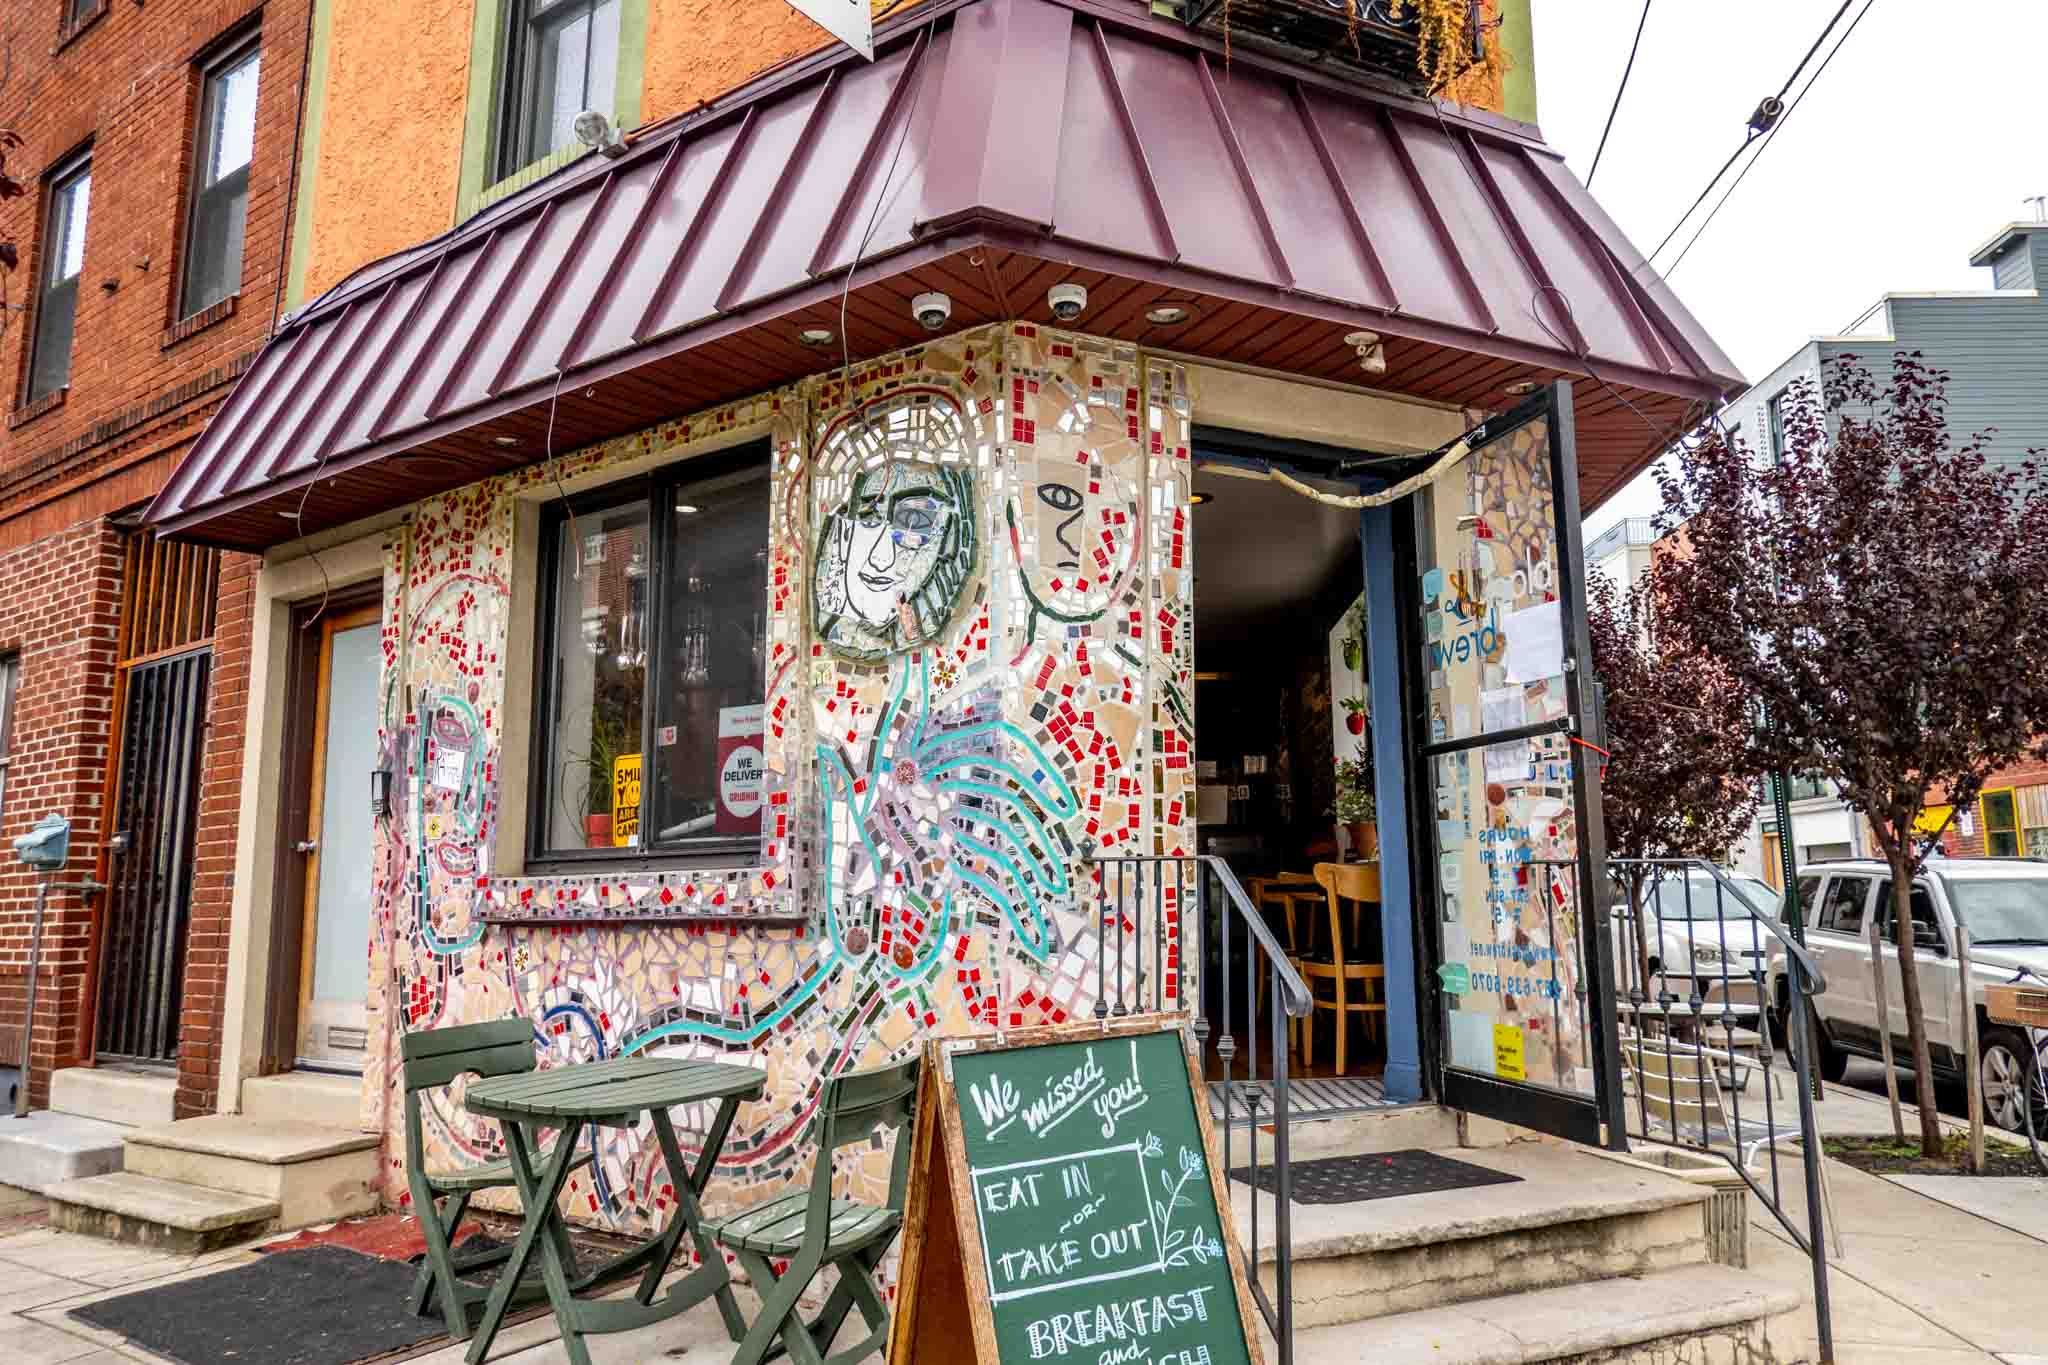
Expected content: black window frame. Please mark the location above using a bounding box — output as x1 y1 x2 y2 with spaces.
493 0 620 183
1766 389 1791 466
26 150 92 406
178 35 262 321
526 439 772 873
0 653 18 821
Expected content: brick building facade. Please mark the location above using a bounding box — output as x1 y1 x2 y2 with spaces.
0 0 310 1113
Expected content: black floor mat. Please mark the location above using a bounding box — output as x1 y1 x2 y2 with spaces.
1231 1148 1523 1205
71 1244 444 1365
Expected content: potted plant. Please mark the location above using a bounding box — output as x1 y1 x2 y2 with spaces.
1331 744 1377 860
580 706 628 848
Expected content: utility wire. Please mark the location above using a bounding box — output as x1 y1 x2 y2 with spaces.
1662 0 1877 278
1586 0 1654 188
1639 0 1867 269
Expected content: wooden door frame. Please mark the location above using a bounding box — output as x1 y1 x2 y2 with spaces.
260 588 382 1073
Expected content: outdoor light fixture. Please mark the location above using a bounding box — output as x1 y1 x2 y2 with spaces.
675 502 701 514
797 326 835 347
1343 329 1387 376
1145 304 1192 326
572 109 629 159
1504 380 1539 396
911 292 952 330
492 434 521 447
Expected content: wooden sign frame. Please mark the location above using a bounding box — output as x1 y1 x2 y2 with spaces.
888 1013 1268 1365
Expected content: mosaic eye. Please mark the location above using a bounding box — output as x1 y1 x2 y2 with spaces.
1037 483 1083 512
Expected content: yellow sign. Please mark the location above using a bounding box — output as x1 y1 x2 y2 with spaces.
1914 805 1953 836
611 753 642 847
1493 1024 1527 1082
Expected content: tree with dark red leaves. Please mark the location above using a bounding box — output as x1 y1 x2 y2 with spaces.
1654 351 2048 1156
1587 565 1761 985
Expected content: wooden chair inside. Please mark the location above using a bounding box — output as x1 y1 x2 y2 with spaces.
1289 862 1387 1074
705 1056 923 1365
401 1017 593 1341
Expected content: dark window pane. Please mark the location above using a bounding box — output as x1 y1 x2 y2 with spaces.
651 463 769 843
182 48 259 317
541 502 650 853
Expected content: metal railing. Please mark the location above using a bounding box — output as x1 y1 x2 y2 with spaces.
1608 857 1836 1362
1081 852 1313 1365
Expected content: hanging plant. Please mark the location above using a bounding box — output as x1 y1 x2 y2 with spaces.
1391 0 1505 99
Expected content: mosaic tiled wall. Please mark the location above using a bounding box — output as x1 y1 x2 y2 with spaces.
361 324 1194 1234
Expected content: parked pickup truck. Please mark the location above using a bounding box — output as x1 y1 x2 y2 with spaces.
1770 857 2048 1132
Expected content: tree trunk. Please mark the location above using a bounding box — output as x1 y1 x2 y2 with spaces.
1889 851 1945 1156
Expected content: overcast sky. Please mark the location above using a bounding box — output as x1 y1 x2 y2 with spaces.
1532 0 2048 539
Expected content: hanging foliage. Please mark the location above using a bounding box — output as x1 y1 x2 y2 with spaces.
1393 0 1505 99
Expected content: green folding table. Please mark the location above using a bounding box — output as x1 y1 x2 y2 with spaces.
461 1055 766 1365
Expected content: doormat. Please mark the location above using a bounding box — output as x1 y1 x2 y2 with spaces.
1230 1148 1523 1205
71 1244 445 1365
256 1211 484 1264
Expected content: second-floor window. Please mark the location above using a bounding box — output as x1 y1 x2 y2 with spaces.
497 0 619 180
1766 390 1790 466
182 41 261 318
28 154 91 404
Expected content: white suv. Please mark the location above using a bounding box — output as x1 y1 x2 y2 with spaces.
1775 857 2048 1131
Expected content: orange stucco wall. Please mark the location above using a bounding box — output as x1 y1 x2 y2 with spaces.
303 0 478 302
642 0 841 116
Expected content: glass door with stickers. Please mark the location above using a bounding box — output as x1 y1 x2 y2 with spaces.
1402 383 1625 1147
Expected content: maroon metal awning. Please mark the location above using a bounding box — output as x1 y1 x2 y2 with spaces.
147 0 1741 550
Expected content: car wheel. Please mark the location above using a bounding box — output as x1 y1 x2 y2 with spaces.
1979 1029 2046 1135
1806 1003 1848 1083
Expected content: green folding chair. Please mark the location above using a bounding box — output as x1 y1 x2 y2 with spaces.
401 1018 593 1340
706 1056 922 1365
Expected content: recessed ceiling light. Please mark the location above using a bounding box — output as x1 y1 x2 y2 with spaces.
1190 491 1214 506
492 435 521 447
1504 380 1539 396
675 502 701 515
1146 304 1192 326
798 326 835 347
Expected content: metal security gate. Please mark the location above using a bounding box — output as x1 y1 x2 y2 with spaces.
91 532 218 1064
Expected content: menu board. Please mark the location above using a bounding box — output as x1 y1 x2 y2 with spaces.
889 1018 1262 1365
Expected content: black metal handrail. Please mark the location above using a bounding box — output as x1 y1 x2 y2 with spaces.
1081 852 1312 1365
1607 856 1836 1363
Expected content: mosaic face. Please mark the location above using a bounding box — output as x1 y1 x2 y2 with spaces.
814 460 975 658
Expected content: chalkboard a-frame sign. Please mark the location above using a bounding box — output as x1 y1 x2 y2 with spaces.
888 1014 1265 1365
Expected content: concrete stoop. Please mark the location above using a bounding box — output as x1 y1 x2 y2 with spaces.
1289 1264 1803 1364
1238 1142 1718 1328
240 1070 368 1130
44 1114 380 1250
0 1064 180 1194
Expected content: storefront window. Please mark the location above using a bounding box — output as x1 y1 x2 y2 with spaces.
533 445 768 862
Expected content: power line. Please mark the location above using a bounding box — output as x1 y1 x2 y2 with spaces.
1662 0 1878 278
1639 0 1868 270
1586 0 1654 188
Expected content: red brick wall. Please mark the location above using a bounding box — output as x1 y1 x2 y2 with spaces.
0 0 309 1113
0 520 123 1109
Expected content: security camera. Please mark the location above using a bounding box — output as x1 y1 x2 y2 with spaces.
911 292 952 331
1048 283 1088 322
572 110 627 158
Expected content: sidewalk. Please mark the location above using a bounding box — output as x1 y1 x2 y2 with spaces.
3 1078 2045 1363
1748 1075 2048 1364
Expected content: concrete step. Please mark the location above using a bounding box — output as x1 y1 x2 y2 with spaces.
1289 1262 1802 1364
240 1071 367 1130
44 1171 280 1254
1234 1142 1715 1328
124 1115 380 1230
48 1064 177 1127
0 1111 130 1192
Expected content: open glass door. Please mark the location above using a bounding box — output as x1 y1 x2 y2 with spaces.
1403 382 1624 1147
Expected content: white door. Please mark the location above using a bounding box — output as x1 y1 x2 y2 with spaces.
297 605 380 1068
